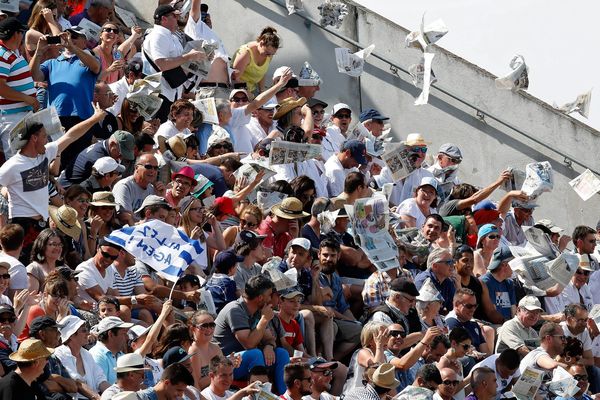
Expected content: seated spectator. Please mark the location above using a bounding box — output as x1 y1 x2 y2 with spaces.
26 228 65 293
0 225 27 296
62 185 93 262
471 349 521 397
69 0 112 26
396 363 442 400
438 327 472 391
137 363 195 400
89 316 134 384
415 248 457 314
496 296 542 356
222 204 263 248
108 59 144 116
86 192 121 250
546 254 594 315
465 367 497 400
188 310 224 390
280 362 312 400
555 364 593 400
258 197 308 258
0 338 54 399
344 321 388 391
164 166 197 208
80 157 126 194
305 358 339 400
277 288 307 356
324 139 367 197
480 246 516 320
556 337 584 368
100 353 148 400
473 224 501 277
398 177 438 229
343 363 399 400
415 284 447 330
445 289 491 356
137 195 171 224
434 368 460 400
561 304 595 368
206 249 242 312
426 143 462 203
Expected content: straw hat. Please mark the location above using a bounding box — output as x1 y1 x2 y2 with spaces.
9 338 53 362
158 134 187 158
404 133 431 146
90 191 118 207
49 205 82 240
371 363 400 389
273 97 307 120
271 197 309 219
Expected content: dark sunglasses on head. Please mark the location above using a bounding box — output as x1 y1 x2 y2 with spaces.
388 330 406 338
0 273 9 279
196 322 216 329
137 164 159 171
102 27 119 33
101 251 118 261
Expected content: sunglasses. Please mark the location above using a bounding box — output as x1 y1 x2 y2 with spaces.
230 97 248 103
388 330 406 338
0 316 15 323
573 375 589 381
411 146 428 153
101 251 118 261
312 110 325 115
137 164 159 171
487 234 500 240
102 27 119 33
439 259 455 266
196 322 216 329
442 154 462 164
0 274 9 279
576 269 592 276
335 113 351 119
211 143 231 150
442 380 460 386
316 369 333 376
240 219 258 229
462 303 478 310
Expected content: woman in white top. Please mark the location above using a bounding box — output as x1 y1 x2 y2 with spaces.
343 322 389 392
54 315 110 399
473 223 501 277
397 177 438 229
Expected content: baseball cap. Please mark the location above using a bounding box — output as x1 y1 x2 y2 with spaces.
438 143 462 161
93 156 125 176
535 219 563 234
239 230 267 244
154 4 180 20
163 346 194 368
279 286 304 299
289 237 311 251
308 98 328 109
0 304 15 316
359 108 389 123
477 223 499 247
341 139 367 165
309 356 338 370
332 103 351 116
488 246 513 271
0 18 26 40
92 316 134 335
417 176 438 191
229 89 251 101
66 26 90 41
472 200 497 212
135 195 170 215
389 278 419 296
128 324 152 342
518 296 543 311
213 249 244 273
112 131 135 161
29 316 63 338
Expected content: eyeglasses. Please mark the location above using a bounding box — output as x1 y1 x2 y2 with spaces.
316 369 333 377
576 269 592 276
174 178 192 188
77 197 90 204
438 259 455 266
240 219 258 229
102 27 119 33
573 374 589 381
211 143 231 150
411 146 428 153
335 113 351 119
0 274 9 279
462 303 478 310
230 96 248 103
101 251 118 261
487 234 500 240
388 330 406 338
195 322 216 330
47 242 64 248
137 164 159 171
442 380 459 386
0 316 15 323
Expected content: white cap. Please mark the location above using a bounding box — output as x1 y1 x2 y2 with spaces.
93 156 125 176
289 237 311 251
114 353 150 373
273 66 296 81
518 295 543 311
128 324 151 342
58 315 86 343
92 316 134 335
332 103 351 115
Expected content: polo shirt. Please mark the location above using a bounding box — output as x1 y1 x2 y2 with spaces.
496 316 539 353
89 340 123 385
480 272 516 320
472 353 521 395
40 52 98 118
142 25 184 102
0 43 35 114
0 371 44 400
59 139 111 186
324 155 352 197
414 269 455 313
445 310 486 349
258 215 293 258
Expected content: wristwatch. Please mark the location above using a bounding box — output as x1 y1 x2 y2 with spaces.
131 296 138 305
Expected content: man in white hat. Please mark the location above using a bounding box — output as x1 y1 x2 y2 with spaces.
496 296 542 356
80 156 125 194
0 338 53 398
426 143 463 204
325 103 352 154
297 62 321 99
100 353 149 400
89 316 134 385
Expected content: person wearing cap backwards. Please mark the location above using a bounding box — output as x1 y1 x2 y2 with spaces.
142 5 206 122
343 363 400 400
425 143 463 202
258 197 309 259
324 139 367 197
0 337 53 400
495 296 543 356
59 130 130 188
0 17 38 160
358 108 389 138
480 245 516 321
80 157 125 194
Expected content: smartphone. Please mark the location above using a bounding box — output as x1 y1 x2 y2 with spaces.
47 35 61 45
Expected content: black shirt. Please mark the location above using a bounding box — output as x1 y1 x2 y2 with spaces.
0 371 45 400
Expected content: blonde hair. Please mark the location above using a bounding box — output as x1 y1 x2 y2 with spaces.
360 321 386 348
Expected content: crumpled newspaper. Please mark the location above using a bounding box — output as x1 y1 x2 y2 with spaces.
409 55 438 89
521 161 553 202
554 89 592 118
495 55 529 91
318 1 349 28
127 73 163 120
405 14 448 51
334 44 375 77
414 52 435 105
261 257 298 291
181 40 217 83
286 0 303 15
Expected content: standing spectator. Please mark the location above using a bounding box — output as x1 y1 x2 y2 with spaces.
0 338 53 399
0 18 38 160
232 27 281 93
108 59 144 116
445 289 491 356
93 23 141 84
24 0 63 59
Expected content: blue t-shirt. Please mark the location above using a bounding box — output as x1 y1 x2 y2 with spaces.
205 273 237 313
480 272 516 320
40 53 99 118
301 224 320 249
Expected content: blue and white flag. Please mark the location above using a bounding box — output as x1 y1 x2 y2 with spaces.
105 220 204 282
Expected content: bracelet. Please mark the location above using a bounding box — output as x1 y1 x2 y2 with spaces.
420 341 430 347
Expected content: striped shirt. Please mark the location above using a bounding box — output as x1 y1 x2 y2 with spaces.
0 43 35 114
112 266 143 296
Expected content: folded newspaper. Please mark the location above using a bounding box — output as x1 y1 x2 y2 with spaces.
318 1 349 28
405 14 448 51
512 366 543 400
79 18 102 42
114 5 138 27
181 40 218 85
233 161 276 186
334 44 375 78
257 190 288 214
285 0 303 15
414 52 435 106
127 93 163 120
548 366 580 398
495 55 529 91
555 89 592 118
510 252 578 292
381 143 419 181
9 107 64 153
521 161 553 201
268 141 321 165
409 56 438 89
569 169 600 201
192 97 219 125
261 257 297 291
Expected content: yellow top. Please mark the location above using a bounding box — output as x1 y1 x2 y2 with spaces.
233 43 272 93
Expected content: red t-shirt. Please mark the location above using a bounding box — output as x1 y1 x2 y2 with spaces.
258 216 292 258
278 315 303 348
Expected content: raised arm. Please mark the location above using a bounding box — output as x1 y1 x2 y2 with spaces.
61 32 101 74
245 68 293 114
455 170 511 211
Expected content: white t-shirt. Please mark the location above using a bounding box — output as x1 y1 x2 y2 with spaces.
155 120 191 148
324 126 345 159
108 76 130 116
142 25 184 102
272 160 328 198
183 17 229 63
325 155 356 197
0 142 58 219
0 253 27 290
472 353 521 395
561 321 592 352
545 282 593 315
200 387 235 400
396 198 436 229
75 258 115 305
374 166 434 207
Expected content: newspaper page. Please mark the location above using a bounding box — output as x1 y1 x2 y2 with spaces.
262 260 296 291
510 255 555 291
409 56 438 89
351 195 389 236
547 253 578 287
381 143 418 181
405 14 448 51
256 191 287 214
521 161 553 200
589 304 600 326
334 44 375 78
255 383 280 400
415 52 435 105
318 1 349 28
569 169 600 201
181 40 217 84
502 167 526 192
357 232 399 265
495 55 529 91
512 366 543 400
556 89 592 118
114 5 138 27
394 386 435 400
127 94 163 120
548 366 579 398
9 107 64 152
268 141 321 165
0 0 19 14
129 73 162 96
523 226 559 258
79 18 102 42
192 98 219 124
233 162 276 185
285 0 302 15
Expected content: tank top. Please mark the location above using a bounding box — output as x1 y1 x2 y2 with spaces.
463 276 486 321
233 43 272 93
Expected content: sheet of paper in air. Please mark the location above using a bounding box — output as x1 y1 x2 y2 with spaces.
381 143 419 181
335 44 375 77
521 161 553 201
405 13 448 51
523 226 560 259
115 0 154 26
286 0 303 15
318 1 349 28
256 191 287 214
548 366 580 398
414 52 435 105
555 89 592 118
0 0 19 14
114 5 138 27
268 141 321 165
409 55 438 89
127 92 163 120
512 367 543 400
181 40 217 84
79 18 102 42
495 55 529 91
511 253 577 291
569 169 600 201
192 97 219 124
232 162 276 186
8 107 64 152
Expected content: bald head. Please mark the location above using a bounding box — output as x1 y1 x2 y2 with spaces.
440 368 458 381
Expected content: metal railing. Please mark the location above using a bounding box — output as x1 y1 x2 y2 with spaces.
265 0 600 175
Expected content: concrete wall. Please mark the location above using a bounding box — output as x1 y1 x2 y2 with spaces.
210 0 600 231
